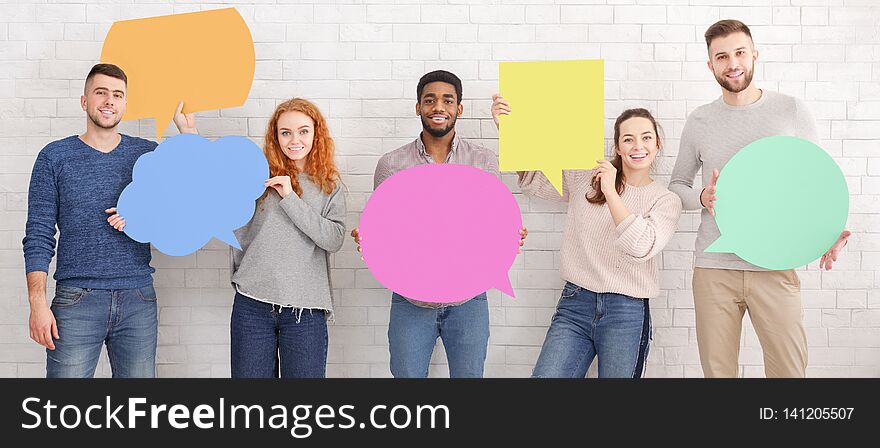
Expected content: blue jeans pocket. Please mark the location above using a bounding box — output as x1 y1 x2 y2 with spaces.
136 285 158 302
52 286 86 307
560 282 579 299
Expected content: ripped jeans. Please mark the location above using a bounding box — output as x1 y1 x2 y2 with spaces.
230 292 328 378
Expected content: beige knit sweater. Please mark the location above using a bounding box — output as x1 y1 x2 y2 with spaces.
519 170 682 299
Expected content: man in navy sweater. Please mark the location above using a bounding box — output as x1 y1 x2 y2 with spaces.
23 63 196 377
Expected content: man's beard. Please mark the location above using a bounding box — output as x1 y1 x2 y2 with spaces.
715 65 754 94
421 114 456 138
87 109 121 130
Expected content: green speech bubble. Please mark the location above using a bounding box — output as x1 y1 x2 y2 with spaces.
705 136 849 270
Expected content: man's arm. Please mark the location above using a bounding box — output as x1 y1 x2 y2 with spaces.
352 154 393 258
668 121 706 211
373 154 393 190
22 150 60 349
794 97 819 145
796 98 851 269
27 271 58 350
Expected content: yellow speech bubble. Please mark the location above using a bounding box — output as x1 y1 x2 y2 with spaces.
499 60 604 194
100 8 255 140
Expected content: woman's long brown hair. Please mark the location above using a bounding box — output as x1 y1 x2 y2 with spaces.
586 108 662 205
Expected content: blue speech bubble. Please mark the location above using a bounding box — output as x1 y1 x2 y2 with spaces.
117 134 268 256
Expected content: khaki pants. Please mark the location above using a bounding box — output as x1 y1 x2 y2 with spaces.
693 267 807 378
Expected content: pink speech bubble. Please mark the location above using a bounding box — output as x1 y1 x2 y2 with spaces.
359 164 522 303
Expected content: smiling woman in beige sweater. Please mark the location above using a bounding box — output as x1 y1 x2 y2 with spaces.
492 99 682 378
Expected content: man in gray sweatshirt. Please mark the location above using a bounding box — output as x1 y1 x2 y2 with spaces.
669 20 850 378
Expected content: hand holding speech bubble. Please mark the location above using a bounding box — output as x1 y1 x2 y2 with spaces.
116 134 269 256
705 136 849 270
359 164 522 303
100 8 255 140
499 60 604 194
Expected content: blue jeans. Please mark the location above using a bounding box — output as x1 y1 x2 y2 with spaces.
230 292 328 378
388 292 490 378
532 282 651 378
46 284 158 378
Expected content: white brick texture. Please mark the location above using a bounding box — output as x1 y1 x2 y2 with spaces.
0 0 877 378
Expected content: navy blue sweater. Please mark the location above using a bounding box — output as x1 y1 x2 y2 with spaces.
23 135 157 289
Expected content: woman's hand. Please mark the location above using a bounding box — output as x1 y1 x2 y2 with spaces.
265 176 294 198
593 159 618 197
491 94 511 130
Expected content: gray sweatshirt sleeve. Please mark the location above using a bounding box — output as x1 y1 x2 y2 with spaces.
278 185 346 253
794 98 819 144
669 119 704 211
229 245 239 284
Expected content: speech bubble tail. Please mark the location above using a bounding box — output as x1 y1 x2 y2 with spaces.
154 105 177 142
705 236 734 254
495 274 515 298
216 230 241 250
542 170 565 197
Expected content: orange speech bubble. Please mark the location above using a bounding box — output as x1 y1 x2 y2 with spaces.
100 8 255 140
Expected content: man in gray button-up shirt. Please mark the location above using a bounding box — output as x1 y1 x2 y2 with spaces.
353 70 519 378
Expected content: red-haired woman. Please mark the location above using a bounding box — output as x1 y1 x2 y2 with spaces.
229 98 346 378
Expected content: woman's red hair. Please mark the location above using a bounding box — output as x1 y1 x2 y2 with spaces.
261 98 339 200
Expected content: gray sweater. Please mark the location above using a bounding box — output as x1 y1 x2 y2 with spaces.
669 89 818 271
231 173 346 313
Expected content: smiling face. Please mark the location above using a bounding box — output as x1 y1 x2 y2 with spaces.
707 31 758 94
416 81 462 138
81 73 126 130
615 116 660 173
276 110 315 166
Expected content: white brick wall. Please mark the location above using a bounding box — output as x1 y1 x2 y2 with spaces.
0 0 877 378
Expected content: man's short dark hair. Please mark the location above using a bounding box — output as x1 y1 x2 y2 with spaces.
704 19 753 49
416 70 462 103
85 63 127 93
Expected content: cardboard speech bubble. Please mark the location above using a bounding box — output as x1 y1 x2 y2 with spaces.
498 60 604 194
705 136 849 270
117 134 269 256
100 8 255 140
359 164 522 303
